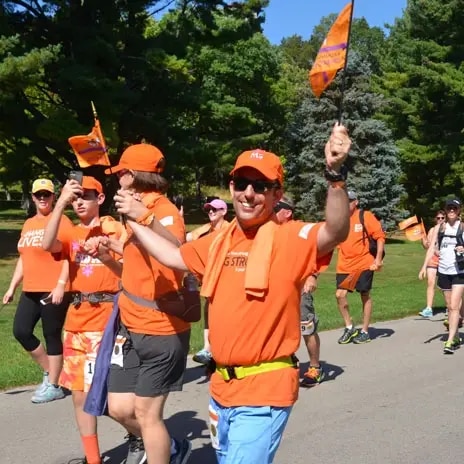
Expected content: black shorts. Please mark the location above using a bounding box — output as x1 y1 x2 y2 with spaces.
437 273 464 291
336 270 374 293
108 324 190 397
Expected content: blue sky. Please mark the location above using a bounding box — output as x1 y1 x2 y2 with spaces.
262 0 408 44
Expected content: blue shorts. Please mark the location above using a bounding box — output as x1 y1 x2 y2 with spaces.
209 397 292 464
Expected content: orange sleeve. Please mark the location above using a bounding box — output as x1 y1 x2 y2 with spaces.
365 211 386 241
180 232 216 279
153 202 185 243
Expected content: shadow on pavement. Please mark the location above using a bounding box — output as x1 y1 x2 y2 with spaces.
299 360 344 384
370 327 395 339
103 442 127 463
183 365 210 385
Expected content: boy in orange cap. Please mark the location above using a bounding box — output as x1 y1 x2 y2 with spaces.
112 125 352 463
43 176 124 464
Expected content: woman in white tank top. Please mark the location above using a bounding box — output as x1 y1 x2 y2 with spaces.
420 198 464 354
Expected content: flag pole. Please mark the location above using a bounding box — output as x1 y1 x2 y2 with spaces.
337 0 355 124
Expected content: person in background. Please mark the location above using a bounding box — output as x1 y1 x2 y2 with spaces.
274 196 326 387
188 198 229 366
3 178 73 403
419 210 445 318
335 191 386 345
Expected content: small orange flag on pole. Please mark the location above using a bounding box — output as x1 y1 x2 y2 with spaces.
404 221 426 241
398 215 419 231
68 102 111 168
309 2 354 99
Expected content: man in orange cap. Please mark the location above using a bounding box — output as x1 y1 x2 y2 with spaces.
43 176 124 464
112 125 352 464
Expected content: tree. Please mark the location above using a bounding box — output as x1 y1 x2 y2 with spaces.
286 52 404 230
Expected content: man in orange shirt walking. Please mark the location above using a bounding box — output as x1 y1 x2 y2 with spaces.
111 124 352 464
335 191 386 344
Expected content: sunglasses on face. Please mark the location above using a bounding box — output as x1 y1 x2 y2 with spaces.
446 206 458 211
34 191 53 199
436 216 445 220
232 177 279 194
205 207 221 213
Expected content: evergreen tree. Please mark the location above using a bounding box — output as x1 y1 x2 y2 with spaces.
286 52 404 230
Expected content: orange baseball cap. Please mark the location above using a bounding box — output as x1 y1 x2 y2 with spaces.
32 178 54 194
82 176 103 194
230 149 284 186
104 143 165 174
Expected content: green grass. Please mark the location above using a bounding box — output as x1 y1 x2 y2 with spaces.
0 214 435 390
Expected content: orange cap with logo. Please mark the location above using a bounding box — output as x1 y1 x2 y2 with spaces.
82 176 103 194
230 149 284 186
104 144 165 174
32 179 55 194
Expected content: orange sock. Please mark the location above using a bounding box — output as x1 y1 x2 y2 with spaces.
81 434 101 464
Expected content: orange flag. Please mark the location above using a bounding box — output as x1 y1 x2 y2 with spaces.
68 102 110 168
309 2 353 98
404 222 426 241
398 215 419 231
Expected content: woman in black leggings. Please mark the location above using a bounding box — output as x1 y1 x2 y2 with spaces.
3 178 73 403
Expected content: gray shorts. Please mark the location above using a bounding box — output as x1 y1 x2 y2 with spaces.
300 291 318 336
108 324 190 397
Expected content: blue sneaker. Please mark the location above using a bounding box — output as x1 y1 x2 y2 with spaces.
192 349 212 365
32 383 65 403
33 372 49 397
419 307 433 318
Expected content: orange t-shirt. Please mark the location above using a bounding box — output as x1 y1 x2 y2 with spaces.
336 209 386 273
18 214 74 292
60 222 122 332
119 195 188 336
180 220 330 408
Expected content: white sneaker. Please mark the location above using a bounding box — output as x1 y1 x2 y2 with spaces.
33 372 49 397
32 383 65 404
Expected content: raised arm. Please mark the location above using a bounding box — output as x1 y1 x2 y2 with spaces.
43 180 83 252
114 191 188 271
317 124 351 256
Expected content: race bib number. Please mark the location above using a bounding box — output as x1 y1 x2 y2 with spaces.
110 335 126 368
301 320 314 335
209 404 220 450
84 355 96 390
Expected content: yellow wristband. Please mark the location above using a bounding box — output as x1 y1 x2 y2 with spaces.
57 280 67 285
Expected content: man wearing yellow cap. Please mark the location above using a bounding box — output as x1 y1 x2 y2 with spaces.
113 125 351 463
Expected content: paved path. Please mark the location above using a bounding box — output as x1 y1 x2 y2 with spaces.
2 314 463 464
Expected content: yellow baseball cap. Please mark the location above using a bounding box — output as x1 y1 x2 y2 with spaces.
32 179 55 194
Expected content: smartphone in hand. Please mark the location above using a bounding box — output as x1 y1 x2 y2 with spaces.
40 295 53 306
69 170 84 185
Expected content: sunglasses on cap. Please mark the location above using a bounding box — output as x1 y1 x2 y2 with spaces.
274 201 293 213
33 191 53 199
232 177 280 194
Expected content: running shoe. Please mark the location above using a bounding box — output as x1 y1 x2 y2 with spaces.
419 307 433 318
169 438 192 464
337 327 358 344
32 383 65 404
443 337 461 354
192 349 212 365
353 330 371 344
33 371 49 397
300 365 326 387
125 433 147 464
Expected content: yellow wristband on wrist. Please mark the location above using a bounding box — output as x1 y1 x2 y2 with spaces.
57 280 67 285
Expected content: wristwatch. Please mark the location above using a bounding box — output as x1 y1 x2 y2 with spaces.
324 164 348 182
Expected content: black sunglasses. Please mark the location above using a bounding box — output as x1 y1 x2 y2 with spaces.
232 177 279 194
34 191 53 199
274 202 293 213
205 207 220 213
436 216 445 220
